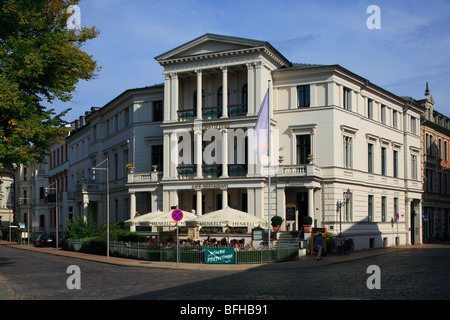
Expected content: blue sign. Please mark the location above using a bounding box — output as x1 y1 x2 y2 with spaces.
205 248 235 264
172 209 183 222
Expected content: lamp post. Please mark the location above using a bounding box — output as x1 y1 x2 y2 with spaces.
336 188 352 237
45 180 58 250
92 158 109 257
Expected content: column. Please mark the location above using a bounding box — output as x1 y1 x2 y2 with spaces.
163 73 171 122
222 189 228 209
129 192 136 232
221 66 228 118
163 133 170 179
307 186 314 218
196 189 202 215
170 72 178 121
196 69 202 120
195 128 202 178
246 63 254 115
221 128 228 178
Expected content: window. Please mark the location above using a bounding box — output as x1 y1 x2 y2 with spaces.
368 195 374 222
151 145 164 171
381 147 387 176
296 135 311 165
343 87 351 110
393 110 398 128
368 143 374 173
410 116 417 134
394 198 399 220
445 141 448 162
438 139 442 160
242 84 248 108
367 99 374 119
411 154 418 180
297 85 310 108
153 101 163 122
343 136 352 169
381 105 387 124
381 196 387 222
393 150 398 178
344 191 352 222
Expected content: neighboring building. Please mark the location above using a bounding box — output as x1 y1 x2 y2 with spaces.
419 84 450 242
67 85 164 227
0 168 14 238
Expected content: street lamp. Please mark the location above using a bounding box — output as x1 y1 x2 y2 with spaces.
45 181 58 250
336 188 352 237
92 157 109 257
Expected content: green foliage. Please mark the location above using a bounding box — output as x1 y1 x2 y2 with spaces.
271 215 283 226
65 215 96 239
0 0 100 168
303 216 313 225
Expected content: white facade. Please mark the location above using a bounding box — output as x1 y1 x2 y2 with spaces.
15 34 425 249
126 34 424 249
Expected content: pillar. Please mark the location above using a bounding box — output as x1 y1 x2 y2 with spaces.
221 129 228 178
163 73 171 122
196 69 202 120
221 66 228 118
170 72 178 121
246 63 254 115
195 128 202 178
129 192 136 232
307 186 314 218
196 189 202 215
222 189 228 209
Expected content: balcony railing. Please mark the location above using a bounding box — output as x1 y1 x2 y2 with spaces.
176 104 248 122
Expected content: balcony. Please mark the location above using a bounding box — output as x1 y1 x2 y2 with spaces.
176 104 248 122
75 182 104 193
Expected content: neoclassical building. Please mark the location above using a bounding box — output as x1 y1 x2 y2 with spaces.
15 34 427 249
125 34 424 249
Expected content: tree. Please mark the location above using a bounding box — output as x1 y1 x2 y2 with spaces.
0 0 100 169
65 215 96 239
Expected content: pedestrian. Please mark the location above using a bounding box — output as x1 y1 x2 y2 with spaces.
314 233 324 260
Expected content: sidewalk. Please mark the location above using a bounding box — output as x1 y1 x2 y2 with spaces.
0 240 444 271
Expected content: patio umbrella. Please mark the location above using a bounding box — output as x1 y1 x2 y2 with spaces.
124 211 164 226
185 207 268 229
144 210 198 227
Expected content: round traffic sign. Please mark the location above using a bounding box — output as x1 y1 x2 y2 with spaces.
172 209 183 222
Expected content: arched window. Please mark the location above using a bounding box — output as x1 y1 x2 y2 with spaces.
39 187 45 201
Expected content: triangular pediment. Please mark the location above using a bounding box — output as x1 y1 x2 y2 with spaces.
155 34 267 62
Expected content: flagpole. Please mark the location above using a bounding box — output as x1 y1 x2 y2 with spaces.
267 80 271 250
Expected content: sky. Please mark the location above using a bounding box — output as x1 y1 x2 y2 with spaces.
52 0 450 122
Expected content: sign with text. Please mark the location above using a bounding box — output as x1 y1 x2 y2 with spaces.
205 248 235 264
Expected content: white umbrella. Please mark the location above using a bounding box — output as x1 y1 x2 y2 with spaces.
144 210 198 227
185 207 268 228
124 211 163 226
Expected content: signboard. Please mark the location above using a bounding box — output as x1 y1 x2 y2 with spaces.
172 209 183 222
286 204 296 221
205 248 235 264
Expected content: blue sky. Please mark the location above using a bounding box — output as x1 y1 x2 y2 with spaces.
54 0 450 122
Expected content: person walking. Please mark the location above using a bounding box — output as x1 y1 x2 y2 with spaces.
314 233 324 260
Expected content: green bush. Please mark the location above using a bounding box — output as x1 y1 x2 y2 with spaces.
303 216 313 225
271 215 283 226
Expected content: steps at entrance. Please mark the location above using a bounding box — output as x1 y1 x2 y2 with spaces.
275 231 307 248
